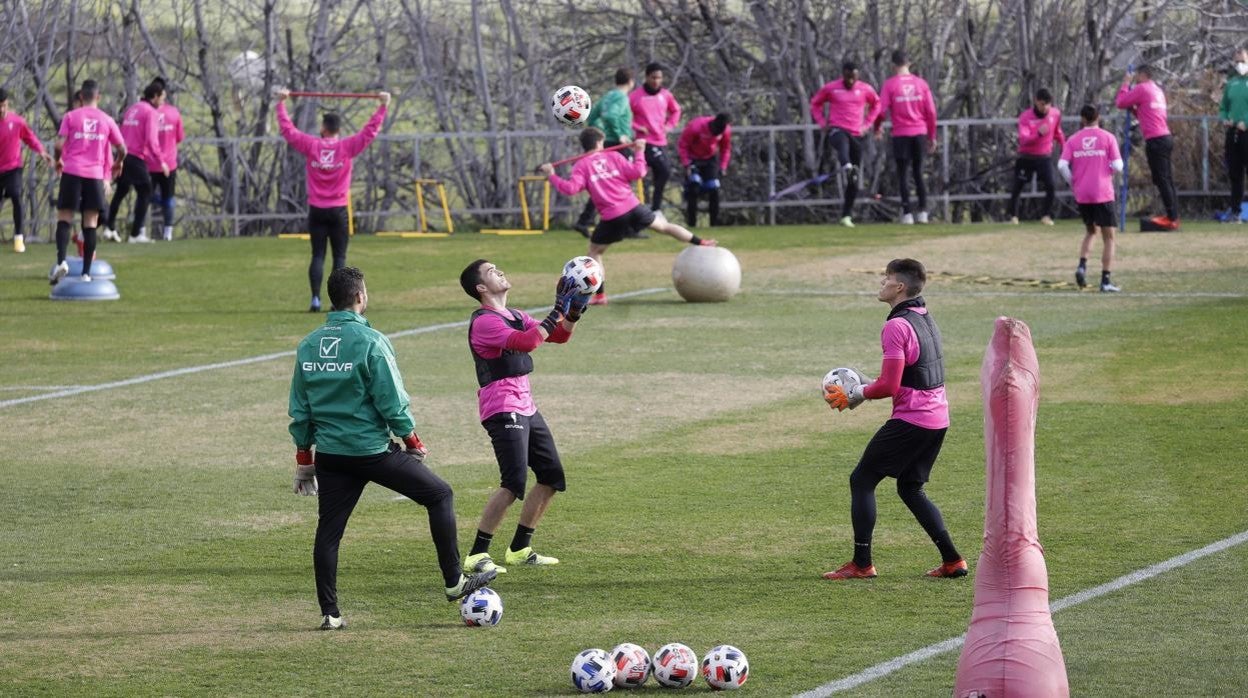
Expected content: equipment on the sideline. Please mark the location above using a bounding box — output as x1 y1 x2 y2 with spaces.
374 180 453 238
701 645 749 690
228 51 265 90
481 176 551 235
562 256 604 295
458 587 503 627
551 85 591 126
610 643 652 689
652 643 697 688
570 648 616 693
671 245 741 302
770 172 834 200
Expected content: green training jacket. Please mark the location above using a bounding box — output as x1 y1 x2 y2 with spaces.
588 88 634 144
1221 73 1248 125
288 310 415 456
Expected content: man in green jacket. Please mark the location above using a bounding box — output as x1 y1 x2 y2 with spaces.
1222 48 1248 220
288 266 495 630
574 67 635 237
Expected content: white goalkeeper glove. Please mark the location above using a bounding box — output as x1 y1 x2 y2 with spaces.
293 449 318 496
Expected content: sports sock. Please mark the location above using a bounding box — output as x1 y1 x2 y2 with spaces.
1101 270 1111 285
853 540 872 568
509 524 535 553
470 530 493 556
55 221 71 264
1078 257 1087 269
81 227 97 276
932 530 961 563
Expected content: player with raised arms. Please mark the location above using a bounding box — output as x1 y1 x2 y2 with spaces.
103 80 168 243
0 87 54 254
541 128 715 306
1008 88 1065 226
822 258 967 581
810 60 881 227
1059 105 1123 292
1116 65 1178 229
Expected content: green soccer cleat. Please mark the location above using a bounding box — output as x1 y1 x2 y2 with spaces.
463 552 507 575
504 546 559 566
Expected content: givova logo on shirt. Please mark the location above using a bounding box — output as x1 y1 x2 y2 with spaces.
1073 135 1106 158
73 119 107 142
589 156 620 183
313 149 343 171
303 336 353 372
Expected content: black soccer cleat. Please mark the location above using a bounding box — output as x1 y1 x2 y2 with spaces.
445 568 498 602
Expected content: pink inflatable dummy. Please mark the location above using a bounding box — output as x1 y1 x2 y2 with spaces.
954 317 1069 697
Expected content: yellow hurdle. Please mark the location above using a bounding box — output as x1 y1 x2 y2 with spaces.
481 176 550 235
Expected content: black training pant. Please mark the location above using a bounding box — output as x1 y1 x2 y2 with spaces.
848 420 950 551
684 158 722 227
308 205 349 299
891 135 927 214
313 444 461 616
0 168 24 235
1145 135 1178 220
1009 156 1057 219
644 144 672 212
107 154 153 232
1226 127 1248 213
829 129 864 218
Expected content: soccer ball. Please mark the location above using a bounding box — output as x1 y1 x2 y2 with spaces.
571 648 617 693
701 645 749 690
610 643 652 689
652 643 698 689
551 85 592 126
459 587 503 627
563 255 604 295
227 50 265 90
822 366 867 393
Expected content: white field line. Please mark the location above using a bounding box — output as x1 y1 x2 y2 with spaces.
795 528 1248 697
0 385 89 392
0 287 670 410
761 289 1248 299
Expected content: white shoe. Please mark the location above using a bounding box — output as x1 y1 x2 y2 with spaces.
1100 282 1121 293
319 614 345 630
1040 215 1054 226
101 227 121 242
13 235 25 253
916 211 929 224
80 273 92 282
161 227 173 241
1008 216 1020 225
128 231 152 244
49 261 69 284
900 213 915 225
839 216 855 228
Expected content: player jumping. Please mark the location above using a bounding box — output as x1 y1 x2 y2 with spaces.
810 60 881 227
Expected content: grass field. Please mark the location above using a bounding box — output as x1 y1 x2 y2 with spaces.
1 221 1247 696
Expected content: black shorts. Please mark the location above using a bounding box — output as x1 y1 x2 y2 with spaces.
0 167 22 199
591 204 656 245
482 410 566 499
856 418 947 483
57 173 106 212
151 170 177 201
1078 202 1116 229
891 135 926 163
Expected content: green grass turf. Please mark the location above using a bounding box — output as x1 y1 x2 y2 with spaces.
1 222 1246 695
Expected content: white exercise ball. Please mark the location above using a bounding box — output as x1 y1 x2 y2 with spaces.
672 245 741 302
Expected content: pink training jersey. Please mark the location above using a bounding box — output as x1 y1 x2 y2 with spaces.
470 309 539 422
1115 80 1170 140
58 106 123 180
549 149 647 221
628 87 681 146
148 103 185 173
1017 106 1066 156
120 100 162 166
809 78 881 136
882 309 949 429
0 112 47 173
677 116 733 170
276 101 386 208
875 74 937 138
1060 126 1122 204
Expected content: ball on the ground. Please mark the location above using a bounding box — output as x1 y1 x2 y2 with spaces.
822 367 867 393
571 648 617 693
701 645 749 690
610 642 652 689
563 255 604 295
652 643 698 688
227 50 265 90
551 85 591 126
671 246 741 302
458 587 502 627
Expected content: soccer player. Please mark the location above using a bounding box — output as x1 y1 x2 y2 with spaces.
1116 65 1179 229
103 81 169 244
574 68 635 237
276 88 388 312
1008 88 1065 225
874 50 937 225
677 112 732 227
0 88 54 253
51 79 125 284
629 62 682 227
1221 48 1248 221
540 128 715 306
457 260 587 575
288 266 496 630
147 78 184 241
1059 105 1123 293
810 60 881 227
822 258 966 581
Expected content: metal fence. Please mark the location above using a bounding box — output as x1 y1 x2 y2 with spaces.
1 114 1235 240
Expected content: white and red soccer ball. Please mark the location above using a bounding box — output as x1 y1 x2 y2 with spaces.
702 645 749 690
652 642 698 688
610 643 652 689
551 85 591 126
563 255 604 295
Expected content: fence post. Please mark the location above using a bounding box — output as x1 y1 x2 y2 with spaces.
1201 116 1210 194
231 140 241 237
768 129 777 226
941 123 950 222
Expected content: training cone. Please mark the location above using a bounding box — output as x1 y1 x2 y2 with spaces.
953 317 1068 698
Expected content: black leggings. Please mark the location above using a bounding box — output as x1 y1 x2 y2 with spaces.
829 130 864 217
107 154 152 232
314 445 461 616
1226 128 1248 213
644 145 672 211
308 206 349 299
0 168 23 234
892 135 927 213
849 464 951 550
1145 135 1178 220
1009 156 1057 219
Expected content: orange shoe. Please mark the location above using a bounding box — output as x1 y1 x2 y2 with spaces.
926 559 969 578
1150 215 1172 228
1166 218 1181 230
822 560 877 580
588 292 608 306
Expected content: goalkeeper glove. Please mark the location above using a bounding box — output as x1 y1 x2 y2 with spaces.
566 292 590 323
823 383 867 412
554 275 578 315
293 449 318 496
404 433 428 463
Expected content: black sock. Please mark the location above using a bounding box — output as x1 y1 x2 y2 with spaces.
81 227 97 276
1102 270 1111 284
55 221 71 264
470 530 493 556
853 540 872 568
509 524 535 553
1078 257 1087 269
932 530 961 563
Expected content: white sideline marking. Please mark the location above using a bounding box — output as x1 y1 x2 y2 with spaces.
795 528 1248 697
0 287 670 410
0 385 88 392
763 289 1248 299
